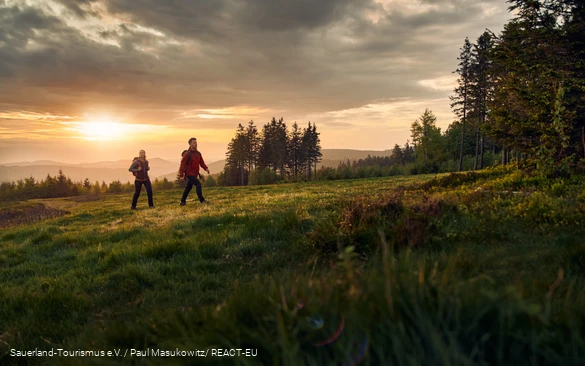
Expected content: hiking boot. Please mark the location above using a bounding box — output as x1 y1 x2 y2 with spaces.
149 205 156 208
201 200 210 205
179 201 186 206
130 206 136 210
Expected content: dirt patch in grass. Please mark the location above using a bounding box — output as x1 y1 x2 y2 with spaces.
0 203 70 228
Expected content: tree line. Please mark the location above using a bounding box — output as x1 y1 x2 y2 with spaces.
450 0 585 177
218 118 322 186
327 0 584 180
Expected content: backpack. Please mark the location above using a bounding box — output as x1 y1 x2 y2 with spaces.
131 157 140 177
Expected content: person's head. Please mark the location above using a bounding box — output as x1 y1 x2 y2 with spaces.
139 149 146 160
188 137 197 150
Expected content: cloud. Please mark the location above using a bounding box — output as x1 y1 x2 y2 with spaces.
303 97 454 130
0 0 513 159
418 74 459 91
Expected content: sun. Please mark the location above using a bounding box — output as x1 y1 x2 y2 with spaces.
74 118 131 140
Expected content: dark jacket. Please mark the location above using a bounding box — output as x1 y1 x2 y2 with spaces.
129 158 150 181
179 148 208 178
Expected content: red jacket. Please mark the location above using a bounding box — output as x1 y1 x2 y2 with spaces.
179 149 208 178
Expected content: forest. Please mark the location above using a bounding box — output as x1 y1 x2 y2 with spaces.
218 0 584 185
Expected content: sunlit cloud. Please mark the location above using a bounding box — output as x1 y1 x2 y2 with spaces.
175 106 274 120
418 75 458 91
0 111 77 121
62 120 170 141
304 98 454 130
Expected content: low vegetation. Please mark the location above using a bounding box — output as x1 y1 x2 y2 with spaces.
1 167 585 365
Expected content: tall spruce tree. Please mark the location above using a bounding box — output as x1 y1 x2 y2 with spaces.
469 31 495 170
450 37 473 172
288 121 303 178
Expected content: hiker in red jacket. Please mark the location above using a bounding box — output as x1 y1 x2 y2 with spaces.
179 137 210 205
128 149 155 209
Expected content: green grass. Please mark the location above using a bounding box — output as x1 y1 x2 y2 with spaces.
2 170 585 365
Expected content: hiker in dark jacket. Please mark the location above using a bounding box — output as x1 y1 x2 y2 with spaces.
179 137 210 205
128 149 154 209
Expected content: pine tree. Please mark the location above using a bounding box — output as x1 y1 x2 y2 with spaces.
473 31 494 170
450 37 473 172
83 178 91 192
92 180 101 196
246 120 260 173
411 109 443 164
288 121 303 178
224 124 248 186
310 123 322 179
390 144 404 165
300 122 322 180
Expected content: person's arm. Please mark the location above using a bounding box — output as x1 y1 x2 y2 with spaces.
129 160 140 172
199 154 209 173
178 153 188 178
147 160 150 171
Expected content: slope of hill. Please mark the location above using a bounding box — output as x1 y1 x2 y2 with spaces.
1 169 584 364
0 159 182 184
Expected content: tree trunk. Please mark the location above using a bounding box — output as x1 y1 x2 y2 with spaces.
458 116 465 172
473 127 480 171
479 133 484 170
314 161 317 180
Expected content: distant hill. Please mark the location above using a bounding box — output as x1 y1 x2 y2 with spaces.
0 158 185 184
2 160 76 167
320 149 392 161
1 149 393 184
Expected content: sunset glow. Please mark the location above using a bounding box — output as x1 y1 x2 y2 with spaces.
74 121 129 140
0 0 512 164
61 118 170 141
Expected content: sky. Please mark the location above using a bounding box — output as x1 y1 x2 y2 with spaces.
0 0 513 164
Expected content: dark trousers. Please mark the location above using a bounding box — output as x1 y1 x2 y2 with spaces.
132 179 154 207
181 175 205 203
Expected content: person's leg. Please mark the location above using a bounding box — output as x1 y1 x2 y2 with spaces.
192 176 205 202
181 178 193 203
144 179 154 207
132 180 142 208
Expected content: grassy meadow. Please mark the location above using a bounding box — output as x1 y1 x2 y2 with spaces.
2 168 585 365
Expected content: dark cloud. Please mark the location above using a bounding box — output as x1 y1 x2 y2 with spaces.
54 0 100 18
104 0 229 41
235 0 356 31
